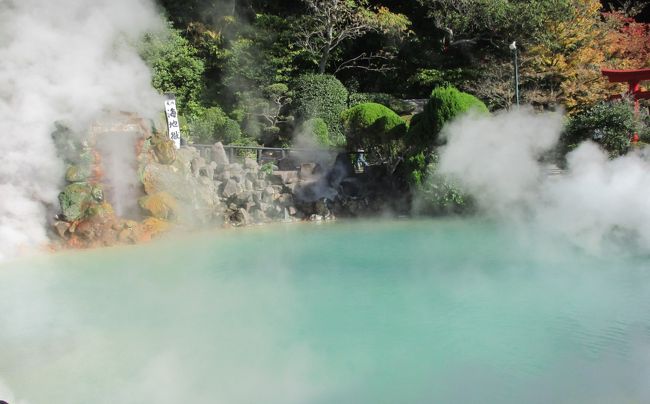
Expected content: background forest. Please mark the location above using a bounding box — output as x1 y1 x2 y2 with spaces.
143 0 649 177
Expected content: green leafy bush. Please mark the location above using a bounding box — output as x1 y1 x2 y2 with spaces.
563 100 639 158
406 68 470 97
411 152 474 215
140 27 205 115
341 103 407 161
299 118 331 147
408 86 488 148
291 74 348 144
188 106 241 144
348 93 415 115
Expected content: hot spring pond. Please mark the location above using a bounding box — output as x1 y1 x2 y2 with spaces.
1 219 650 403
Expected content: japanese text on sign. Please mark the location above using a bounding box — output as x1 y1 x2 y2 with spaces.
164 98 181 149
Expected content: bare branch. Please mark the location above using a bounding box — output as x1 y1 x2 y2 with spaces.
334 52 396 74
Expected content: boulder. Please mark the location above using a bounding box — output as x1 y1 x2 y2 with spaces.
234 190 254 206
191 157 207 177
276 193 294 207
138 217 171 242
244 157 259 171
58 182 94 222
73 202 117 245
228 208 252 227
252 209 268 223
139 192 178 220
65 164 92 183
211 142 229 165
222 179 242 199
141 161 219 226
53 221 71 238
152 135 176 165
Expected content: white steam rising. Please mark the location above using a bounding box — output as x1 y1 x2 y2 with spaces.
0 0 164 260
439 108 650 254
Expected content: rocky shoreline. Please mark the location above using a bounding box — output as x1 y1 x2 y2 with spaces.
51 114 404 251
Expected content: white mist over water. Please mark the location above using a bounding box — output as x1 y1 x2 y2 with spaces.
1 221 650 404
439 108 650 254
0 0 164 260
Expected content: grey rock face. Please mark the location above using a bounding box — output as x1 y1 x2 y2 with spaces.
211 142 229 165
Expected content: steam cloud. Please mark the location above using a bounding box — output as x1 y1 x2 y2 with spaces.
0 0 164 261
438 108 650 254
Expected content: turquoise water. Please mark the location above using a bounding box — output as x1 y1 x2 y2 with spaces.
1 219 650 403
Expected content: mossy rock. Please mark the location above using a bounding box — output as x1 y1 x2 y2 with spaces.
58 182 106 222
86 201 114 221
65 164 92 183
58 183 93 222
151 134 176 164
91 184 104 202
139 192 178 220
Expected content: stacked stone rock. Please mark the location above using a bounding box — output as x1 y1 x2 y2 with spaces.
199 142 301 226
53 116 333 251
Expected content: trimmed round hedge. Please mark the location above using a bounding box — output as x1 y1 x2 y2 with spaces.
408 86 488 147
291 74 348 145
341 102 407 151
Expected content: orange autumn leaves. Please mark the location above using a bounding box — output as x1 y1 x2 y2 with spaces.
526 0 650 111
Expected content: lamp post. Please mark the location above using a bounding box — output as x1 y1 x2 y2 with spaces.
509 41 520 106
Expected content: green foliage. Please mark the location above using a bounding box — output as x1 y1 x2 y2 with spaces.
406 68 470 96
229 136 260 159
411 152 473 215
260 162 277 175
636 108 650 143
187 106 241 144
291 74 348 145
296 0 410 73
300 118 332 147
341 102 407 160
230 82 293 146
348 93 415 115
140 27 205 115
563 101 639 158
408 86 488 147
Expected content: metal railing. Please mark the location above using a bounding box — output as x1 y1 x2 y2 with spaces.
190 144 337 167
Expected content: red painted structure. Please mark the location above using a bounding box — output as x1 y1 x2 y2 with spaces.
601 68 650 113
602 68 650 142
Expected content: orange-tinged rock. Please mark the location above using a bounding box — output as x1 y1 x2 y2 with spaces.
139 192 178 220
139 217 171 241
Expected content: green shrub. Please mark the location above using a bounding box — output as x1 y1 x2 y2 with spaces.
640 111 650 143
299 118 332 147
408 86 488 147
229 136 260 160
563 100 639 158
140 27 205 115
341 102 407 161
348 93 415 115
405 68 471 97
291 74 348 143
411 152 474 215
188 106 241 144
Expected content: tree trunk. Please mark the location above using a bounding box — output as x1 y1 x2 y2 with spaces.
318 47 330 74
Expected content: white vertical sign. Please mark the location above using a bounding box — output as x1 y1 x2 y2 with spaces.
164 96 181 149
